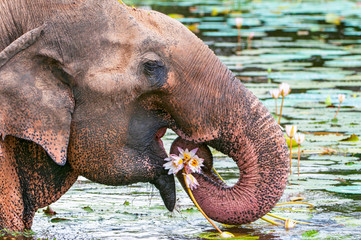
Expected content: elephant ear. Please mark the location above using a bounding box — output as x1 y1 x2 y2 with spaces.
0 24 74 166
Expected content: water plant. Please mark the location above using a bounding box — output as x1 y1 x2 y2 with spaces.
333 94 345 120
278 83 291 124
269 89 280 117
294 133 306 176
235 17 243 51
164 147 234 238
285 125 297 175
247 32 255 50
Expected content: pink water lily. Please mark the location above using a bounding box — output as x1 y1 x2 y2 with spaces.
184 173 199 190
163 154 184 175
279 83 291 97
285 125 297 138
294 133 305 176
338 94 345 103
270 89 280 99
164 147 204 175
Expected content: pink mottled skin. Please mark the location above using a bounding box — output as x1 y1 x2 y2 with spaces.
0 0 288 231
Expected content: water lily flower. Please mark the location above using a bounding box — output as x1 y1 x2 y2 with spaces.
294 133 305 145
279 83 291 97
285 125 297 138
220 231 235 238
235 17 243 28
235 17 243 51
285 218 296 229
294 133 305 176
333 94 346 120
269 89 280 117
186 155 204 173
285 125 297 174
278 83 291 124
338 94 345 103
184 173 199 190
163 154 184 175
270 89 280 99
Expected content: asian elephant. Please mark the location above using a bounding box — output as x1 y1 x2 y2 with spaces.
0 0 289 232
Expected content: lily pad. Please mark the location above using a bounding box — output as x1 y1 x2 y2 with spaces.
326 185 361 194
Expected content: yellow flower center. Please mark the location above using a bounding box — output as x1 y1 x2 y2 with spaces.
183 153 190 162
174 159 183 167
190 159 198 167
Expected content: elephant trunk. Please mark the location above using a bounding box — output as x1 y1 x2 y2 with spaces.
171 69 289 224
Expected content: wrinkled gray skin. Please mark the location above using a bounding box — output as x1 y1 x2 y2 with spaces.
0 0 289 231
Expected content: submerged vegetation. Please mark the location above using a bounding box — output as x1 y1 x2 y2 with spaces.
29 0 361 239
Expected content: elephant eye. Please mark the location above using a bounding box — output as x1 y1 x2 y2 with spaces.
143 60 167 88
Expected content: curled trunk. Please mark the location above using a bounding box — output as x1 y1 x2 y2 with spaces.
170 64 289 224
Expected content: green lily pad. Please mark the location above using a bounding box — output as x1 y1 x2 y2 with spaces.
195 232 259 240
50 218 70 223
326 185 361 194
340 134 360 142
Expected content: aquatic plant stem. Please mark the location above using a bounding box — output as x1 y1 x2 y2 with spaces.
261 217 282 226
297 145 301 176
183 172 224 235
276 202 314 208
237 27 242 51
266 213 311 225
333 102 341 120
212 167 225 182
278 96 285 124
289 137 293 175
275 99 278 117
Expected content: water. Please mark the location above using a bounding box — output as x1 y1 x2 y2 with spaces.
32 0 360 239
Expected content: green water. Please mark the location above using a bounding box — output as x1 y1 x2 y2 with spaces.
32 1 361 239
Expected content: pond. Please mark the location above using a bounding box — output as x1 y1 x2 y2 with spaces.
32 0 360 239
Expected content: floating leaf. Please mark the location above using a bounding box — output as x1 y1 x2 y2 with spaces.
302 230 319 238
82 206 94 213
325 95 332 106
340 134 360 142
50 218 70 223
326 185 361 194
195 232 259 240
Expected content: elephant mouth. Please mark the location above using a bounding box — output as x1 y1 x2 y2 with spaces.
155 127 167 151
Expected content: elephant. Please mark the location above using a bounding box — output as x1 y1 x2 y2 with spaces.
0 0 289 232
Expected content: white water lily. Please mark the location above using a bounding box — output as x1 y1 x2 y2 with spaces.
285 125 297 138
178 147 198 162
184 173 199 190
164 147 204 175
186 155 204 173
285 218 296 229
294 132 305 176
235 17 243 28
163 154 184 175
220 231 235 238
294 133 305 145
177 147 204 173
279 82 291 97
269 89 280 99
338 94 345 103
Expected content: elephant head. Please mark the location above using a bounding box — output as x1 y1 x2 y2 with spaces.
0 0 288 231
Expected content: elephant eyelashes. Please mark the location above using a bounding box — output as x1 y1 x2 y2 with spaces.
143 60 167 89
